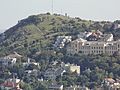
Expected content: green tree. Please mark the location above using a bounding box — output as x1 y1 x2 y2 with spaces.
21 83 33 90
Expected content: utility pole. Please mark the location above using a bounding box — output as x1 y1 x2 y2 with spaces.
52 0 53 14
61 9 63 15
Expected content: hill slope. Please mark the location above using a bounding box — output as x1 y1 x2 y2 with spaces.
0 13 120 56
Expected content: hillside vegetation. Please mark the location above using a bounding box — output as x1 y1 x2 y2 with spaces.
0 13 120 56
0 13 120 89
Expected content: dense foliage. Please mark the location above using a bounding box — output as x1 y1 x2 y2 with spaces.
0 13 120 57
0 13 120 89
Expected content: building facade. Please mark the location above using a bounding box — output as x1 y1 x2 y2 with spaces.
67 39 120 55
101 78 120 90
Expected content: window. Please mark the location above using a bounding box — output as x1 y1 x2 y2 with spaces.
75 44 77 47
75 49 77 51
118 44 120 48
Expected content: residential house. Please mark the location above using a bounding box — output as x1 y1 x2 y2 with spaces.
54 36 72 48
0 57 16 66
48 85 63 90
61 63 80 75
22 58 40 68
101 78 120 90
44 67 66 80
69 65 80 75
24 69 38 77
0 78 22 90
5 52 22 59
0 52 22 66
65 85 89 90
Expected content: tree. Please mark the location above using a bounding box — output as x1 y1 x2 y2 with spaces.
36 83 48 90
21 83 33 90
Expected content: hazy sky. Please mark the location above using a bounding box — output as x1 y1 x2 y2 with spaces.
0 0 120 32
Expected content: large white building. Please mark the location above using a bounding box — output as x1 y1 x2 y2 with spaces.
54 36 72 48
67 33 120 55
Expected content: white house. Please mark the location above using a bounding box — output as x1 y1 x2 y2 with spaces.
48 85 63 90
44 67 66 80
0 57 17 66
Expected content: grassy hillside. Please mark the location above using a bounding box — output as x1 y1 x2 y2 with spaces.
0 13 119 57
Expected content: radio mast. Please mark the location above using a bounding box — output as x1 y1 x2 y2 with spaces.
52 0 54 14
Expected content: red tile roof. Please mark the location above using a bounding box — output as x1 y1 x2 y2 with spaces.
1 81 19 88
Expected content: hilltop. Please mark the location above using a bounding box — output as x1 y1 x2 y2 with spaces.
0 13 120 57
0 13 120 90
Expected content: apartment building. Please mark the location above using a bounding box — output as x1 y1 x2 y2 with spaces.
67 34 120 55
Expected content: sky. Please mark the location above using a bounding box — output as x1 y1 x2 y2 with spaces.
0 0 120 32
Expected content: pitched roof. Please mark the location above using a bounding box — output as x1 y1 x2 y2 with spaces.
1 81 19 88
6 52 22 58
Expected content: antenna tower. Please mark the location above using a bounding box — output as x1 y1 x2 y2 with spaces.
52 0 54 14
